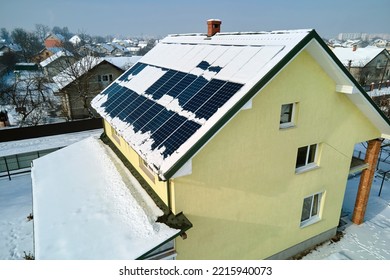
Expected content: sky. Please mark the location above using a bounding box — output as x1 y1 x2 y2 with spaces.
1 0 389 39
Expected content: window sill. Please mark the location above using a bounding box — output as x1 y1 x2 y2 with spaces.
295 163 319 174
279 122 295 129
300 216 321 228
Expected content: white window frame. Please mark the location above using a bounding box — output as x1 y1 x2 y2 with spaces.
280 103 297 129
300 192 323 227
295 143 319 173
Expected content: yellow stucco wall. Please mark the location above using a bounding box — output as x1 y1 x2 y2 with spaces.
172 50 381 259
103 120 169 206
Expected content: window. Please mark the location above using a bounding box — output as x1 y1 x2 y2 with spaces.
301 192 322 226
280 103 296 128
295 144 319 172
139 158 155 183
111 126 121 145
98 74 113 83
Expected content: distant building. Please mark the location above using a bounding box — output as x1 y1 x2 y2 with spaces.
333 46 390 87
53 56 140 120
44 34 65 48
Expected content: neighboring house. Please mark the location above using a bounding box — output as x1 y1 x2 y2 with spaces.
52 56 139 120
69 35 82 46
95 43 115 56
39 50 75 78
32 47 64 63
44 33 64 48
33 21 390 260
333 46 390 88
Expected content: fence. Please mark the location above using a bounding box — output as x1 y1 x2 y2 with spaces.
0 118 104 180
0 147 63 179
0 118 103 142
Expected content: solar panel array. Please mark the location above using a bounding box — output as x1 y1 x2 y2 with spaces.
98 62 243 158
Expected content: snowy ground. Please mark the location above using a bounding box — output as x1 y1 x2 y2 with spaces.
1 140 390 259
302 174 390 259
0 174 33 259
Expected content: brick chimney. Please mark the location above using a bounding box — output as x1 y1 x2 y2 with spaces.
207 19 221 37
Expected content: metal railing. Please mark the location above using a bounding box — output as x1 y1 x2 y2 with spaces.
0 147 62 180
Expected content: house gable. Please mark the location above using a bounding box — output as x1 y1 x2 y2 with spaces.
172 49 382 259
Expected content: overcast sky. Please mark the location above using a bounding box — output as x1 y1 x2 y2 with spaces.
1 0 389 39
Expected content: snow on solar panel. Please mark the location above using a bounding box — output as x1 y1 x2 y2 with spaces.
94 62 243 159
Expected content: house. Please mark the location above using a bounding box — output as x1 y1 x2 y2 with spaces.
39 50 75 78
44 33 65 48
31 20 390 260
53 56 140 120
32 47 64 63
91 20 390 259
332 46 390 89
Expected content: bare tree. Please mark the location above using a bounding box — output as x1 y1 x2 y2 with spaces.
35 24 50 44
0 71 57 126
11 28 42 61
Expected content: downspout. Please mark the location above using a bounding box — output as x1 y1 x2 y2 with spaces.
167 179 172 211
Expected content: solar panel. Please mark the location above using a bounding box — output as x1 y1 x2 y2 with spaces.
101 86 129 110
140 109 175 134
176 76 208 106
159 120 201 157
182 79 226 113
195 82 243 119
124 98 155 124
145 69 177 96
118 95 147 122
107 90 138 118
117 63 147 81
133 103 165 132
166 74 197 98
152 71 187 100
150 113 188 149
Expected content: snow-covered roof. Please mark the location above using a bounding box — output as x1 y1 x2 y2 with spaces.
92 29 390 180
31 136 179 259
69 35 81 45
104 56 142 71
332 46 385 67
39 50 73 68
52 56 102 89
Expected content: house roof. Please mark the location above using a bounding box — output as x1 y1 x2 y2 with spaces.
52 56 128 90
39 49 73 68
32 137 180 259
92 29 390 180
332 46 387 67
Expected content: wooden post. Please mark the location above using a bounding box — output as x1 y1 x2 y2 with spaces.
352 139 382 224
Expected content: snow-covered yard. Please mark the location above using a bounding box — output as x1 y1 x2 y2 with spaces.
0 174 33 259
1 139 390 259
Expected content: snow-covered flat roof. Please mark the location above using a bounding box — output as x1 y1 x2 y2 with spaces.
31 136 179 259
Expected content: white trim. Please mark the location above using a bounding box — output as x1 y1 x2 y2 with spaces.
295 163 319 174
241 99 252 110
172 159 192 178
300 192 323 228
336 84 359 94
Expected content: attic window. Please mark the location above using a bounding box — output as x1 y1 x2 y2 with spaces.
280 103 297 129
